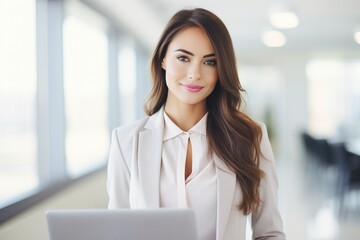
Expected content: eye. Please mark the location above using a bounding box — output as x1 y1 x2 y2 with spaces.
205 59 217 66
177 56 189 62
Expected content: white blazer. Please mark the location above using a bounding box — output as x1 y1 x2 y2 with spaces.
107 107 286 240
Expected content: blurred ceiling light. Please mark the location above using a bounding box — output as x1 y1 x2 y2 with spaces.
354 31 360 44
269 3 299 29
269 10 299 29
262 30 286 47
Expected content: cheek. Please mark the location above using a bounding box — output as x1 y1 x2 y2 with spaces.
204 69 219 86
165 59 187 79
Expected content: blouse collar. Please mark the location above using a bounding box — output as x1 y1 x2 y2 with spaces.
163 111 208 141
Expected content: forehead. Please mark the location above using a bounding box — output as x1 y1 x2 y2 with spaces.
167 27 215 54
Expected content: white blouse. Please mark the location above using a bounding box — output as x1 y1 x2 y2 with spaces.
160 112 217 240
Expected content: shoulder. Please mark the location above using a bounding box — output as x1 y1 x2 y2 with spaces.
113 117 149 135
254 121 275 163
112 116 150 146
111 107 164 146
109 117 150 164
253 121 269 142
254 120 267 133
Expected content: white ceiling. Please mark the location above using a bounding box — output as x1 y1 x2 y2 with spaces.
88 0 360 54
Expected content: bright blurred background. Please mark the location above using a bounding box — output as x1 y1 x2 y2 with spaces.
0 0 359 239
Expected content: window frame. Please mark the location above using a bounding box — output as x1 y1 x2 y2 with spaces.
0 0 150 224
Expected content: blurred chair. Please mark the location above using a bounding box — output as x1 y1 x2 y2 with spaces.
301 132 316 182
329 142 360 219
301 132 335 181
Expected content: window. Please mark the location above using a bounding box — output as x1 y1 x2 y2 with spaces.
118 44 137 124
63 2 109 177
0 0 38 207
0 0 145 222
306 59 360 138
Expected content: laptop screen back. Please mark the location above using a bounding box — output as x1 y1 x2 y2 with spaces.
46 208 198 240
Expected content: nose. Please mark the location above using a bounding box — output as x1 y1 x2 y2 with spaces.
188 63 201 81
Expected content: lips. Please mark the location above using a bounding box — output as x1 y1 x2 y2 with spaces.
181 84 204 93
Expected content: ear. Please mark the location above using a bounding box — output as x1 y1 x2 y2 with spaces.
161 59 166 70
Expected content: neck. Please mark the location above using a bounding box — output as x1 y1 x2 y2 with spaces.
164 102 207 132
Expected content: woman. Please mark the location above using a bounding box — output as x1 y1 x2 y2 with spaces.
107 8 286 240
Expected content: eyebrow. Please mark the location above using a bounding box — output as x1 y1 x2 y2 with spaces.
175 49 215 58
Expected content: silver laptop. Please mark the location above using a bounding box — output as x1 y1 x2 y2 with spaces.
46 208 198 240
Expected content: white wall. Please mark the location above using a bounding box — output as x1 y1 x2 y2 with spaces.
238 50 308 163
0 169 108 240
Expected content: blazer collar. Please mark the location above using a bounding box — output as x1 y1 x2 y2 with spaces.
143 106 165 130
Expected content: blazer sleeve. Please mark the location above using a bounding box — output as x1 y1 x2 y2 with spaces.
251 123 286 240
107 128 131 209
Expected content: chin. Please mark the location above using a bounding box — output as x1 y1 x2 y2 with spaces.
180 98 206 106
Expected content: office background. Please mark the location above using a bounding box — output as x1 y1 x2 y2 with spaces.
0 0 360 239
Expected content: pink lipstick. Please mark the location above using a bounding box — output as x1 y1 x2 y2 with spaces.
182 84 204 93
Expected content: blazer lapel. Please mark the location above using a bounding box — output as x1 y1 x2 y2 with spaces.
136 108 164 208
214 156 236 240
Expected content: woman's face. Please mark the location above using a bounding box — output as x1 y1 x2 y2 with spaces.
162 27 218 108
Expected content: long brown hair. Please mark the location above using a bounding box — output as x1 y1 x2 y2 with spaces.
144 8 263 215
